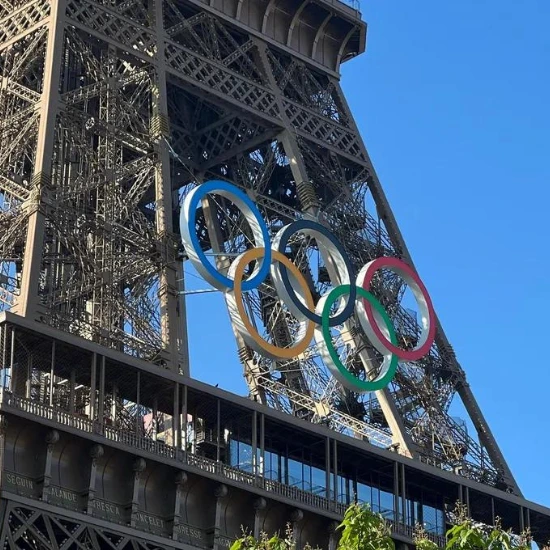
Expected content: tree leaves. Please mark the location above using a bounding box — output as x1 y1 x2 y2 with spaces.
232 503 533 550
337 504 395 550
422 510 531 550
229 525 308 550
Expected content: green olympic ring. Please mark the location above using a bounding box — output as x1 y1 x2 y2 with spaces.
321 285 398 392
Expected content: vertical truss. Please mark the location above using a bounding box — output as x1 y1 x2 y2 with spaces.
0 0 519 494
0 0 187 370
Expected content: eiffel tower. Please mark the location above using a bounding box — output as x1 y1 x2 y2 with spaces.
0 0 548 547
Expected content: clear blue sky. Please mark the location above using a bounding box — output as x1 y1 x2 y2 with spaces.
184 0 550 508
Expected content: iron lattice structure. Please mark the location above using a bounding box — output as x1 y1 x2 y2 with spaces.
0 0 519 513
0 501 171 549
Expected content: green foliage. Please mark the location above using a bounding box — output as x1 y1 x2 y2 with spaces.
233 502 535 550
446 518 531 550
337 503 395 550
230 531 287 550
230 526 293 550
441 503 531 550
230 524 319 550
230 504 394 550
413 524 440 550
229 532 288 550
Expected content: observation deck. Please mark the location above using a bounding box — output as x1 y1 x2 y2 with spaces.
0 311 548 548
184 0 367 74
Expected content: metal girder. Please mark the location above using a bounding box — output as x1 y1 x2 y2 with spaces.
0 500 180 549
0 0 49 47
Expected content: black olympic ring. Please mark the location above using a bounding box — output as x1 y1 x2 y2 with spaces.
275 219 357 327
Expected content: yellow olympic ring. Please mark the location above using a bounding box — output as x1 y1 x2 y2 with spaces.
230 248 316 360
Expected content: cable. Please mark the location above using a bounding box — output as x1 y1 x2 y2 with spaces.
161 136 198 206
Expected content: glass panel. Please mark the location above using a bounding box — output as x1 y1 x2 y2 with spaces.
311 467 326 497
436 509 445 534
380 490 395 521
372 487 380 512
337 475 347 504
288 459 302 488
405 499 415 526
264 450 279 481
357 482 371 506
229 439 239 467
237 441 254 473
423 504 445 535
303 464 312 492
280 452 286 484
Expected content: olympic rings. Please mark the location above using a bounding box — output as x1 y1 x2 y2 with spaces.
227 248 316 360
180 180 437 393
314 285 398 392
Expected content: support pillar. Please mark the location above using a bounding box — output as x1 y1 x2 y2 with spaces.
400 463 406 525
328 521 339 550
130 458 146 527
151 0 188 374
89 352 96 419
213 484 228 549
69 369 76 414
0 416 7 488
173 382 180 447
42 429 59 503
8 329 14 393
172 471 188 541
254 39 416 458
25 355 31 399
325 437 331 500
111 383 117 426
152 397 158 440
87 444 104 514
216 398 221 462
199 192 266 403
16 0 67 318
181 384 187 451
136 371 141 434
519 506 525 532
394 461 400 522
290 509 303 548
252 410 258 477
253 497 267 539
333 439 338 503
98 356 105 425
259 413 265 477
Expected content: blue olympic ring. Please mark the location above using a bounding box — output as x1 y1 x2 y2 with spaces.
182 180 272 291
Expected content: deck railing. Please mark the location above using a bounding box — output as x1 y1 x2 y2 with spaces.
0 390 445 547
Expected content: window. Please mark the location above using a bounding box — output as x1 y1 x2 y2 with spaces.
311 467 327 497
357 482 371 506
380 490 395 520
422 505 445 535
288 459 302 488
229 439 254 473
264 450 279 481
